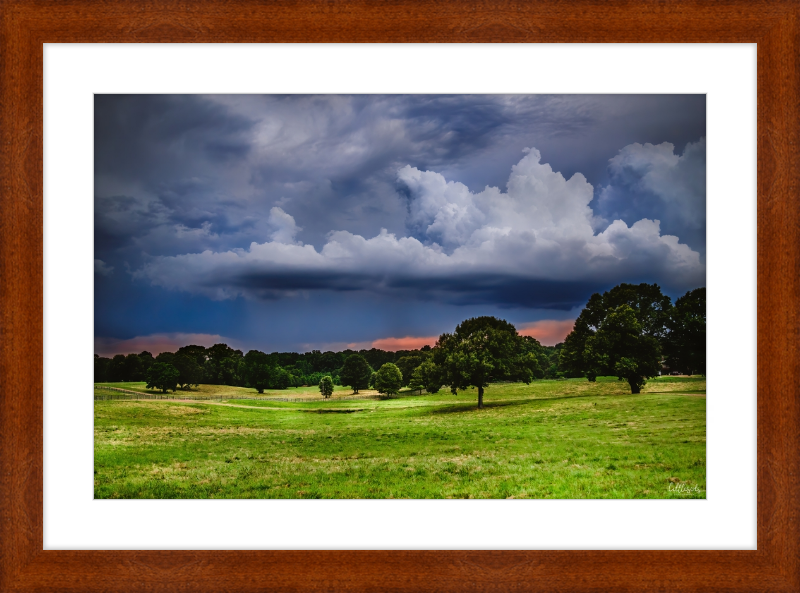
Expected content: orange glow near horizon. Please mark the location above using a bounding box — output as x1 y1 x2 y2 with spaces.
94 333 236 357
518 319 575 346
371 335 438 351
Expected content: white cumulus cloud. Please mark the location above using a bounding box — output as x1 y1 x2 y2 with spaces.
134 148 704 305
599 138 706 231
268 206 302 244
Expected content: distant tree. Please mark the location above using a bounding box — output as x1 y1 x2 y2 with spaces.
121 353 143 381
94 355 110 382
373 363 403 396
560 323 597 380
358 348 396 371
243 350 272 393
155 351 175 364
294 358 312 377
318 375 334 399
204 343 244 386
172 354 203 390
433 316 537 409
663 287 706 375
587 304 661 393
408 360 442 394
176 345 208 368
107 354 127 382
395 356 423 386
315 351 343 373
519 336 545 379
146 362 179 393
250 365 272 393
339 354 373 394
303 372 326 387
270 366 291 390
138 351 155 375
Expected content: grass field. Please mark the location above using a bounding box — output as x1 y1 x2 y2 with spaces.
94 381 384 399
94 376 706 499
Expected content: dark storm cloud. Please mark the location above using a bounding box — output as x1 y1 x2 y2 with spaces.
96 94 705 351
380 275 608 311
95 94 706 261
135 144 704 311
95 94 254 183
218 268 604 310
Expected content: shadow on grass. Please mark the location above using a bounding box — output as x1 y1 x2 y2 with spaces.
644 390 707 395
425 392 629 416
300 409 365 414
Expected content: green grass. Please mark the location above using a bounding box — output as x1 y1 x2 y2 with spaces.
94 376 706 499
94 382 385 399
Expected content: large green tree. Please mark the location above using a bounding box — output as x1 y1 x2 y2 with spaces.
664 287 706 375
560 283 672 381
373 363 403 396
204 343 244 386
243 350 272 393
587 304 661 393
146 362 180 393
395 356 422 387
433 316 537 409
339 354 373 394
176 345 208 368
172 354 203 390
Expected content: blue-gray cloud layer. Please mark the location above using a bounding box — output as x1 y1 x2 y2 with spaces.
95 94 705 350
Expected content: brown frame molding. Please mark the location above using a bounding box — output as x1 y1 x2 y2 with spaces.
1 1 798 591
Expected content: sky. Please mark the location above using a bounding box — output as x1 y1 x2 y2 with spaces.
94 94 706 355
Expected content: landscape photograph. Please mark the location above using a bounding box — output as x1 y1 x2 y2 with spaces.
94 94 706 499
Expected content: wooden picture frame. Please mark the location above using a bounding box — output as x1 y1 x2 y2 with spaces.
1 1 797 591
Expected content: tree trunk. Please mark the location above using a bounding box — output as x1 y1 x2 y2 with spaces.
478 385 484 409
629 381 641 394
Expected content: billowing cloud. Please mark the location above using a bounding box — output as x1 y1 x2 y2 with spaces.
268 206 302 244
595 138 706 249
94 259 114 276
519 319 576 346
134 149 703 308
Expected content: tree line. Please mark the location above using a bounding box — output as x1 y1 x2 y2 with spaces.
558 284 705 392
94 282 705 405
321 282 704 406
95 334 561 396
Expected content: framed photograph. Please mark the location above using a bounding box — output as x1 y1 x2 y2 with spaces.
91 91 709 503
2 1 798 591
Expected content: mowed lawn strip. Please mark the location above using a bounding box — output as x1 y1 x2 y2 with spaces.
94 376 706 499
